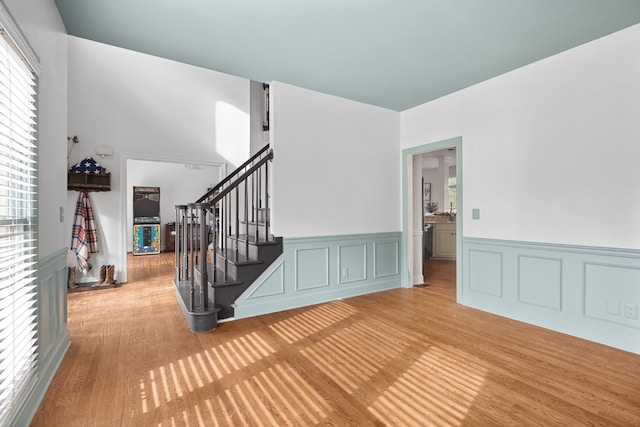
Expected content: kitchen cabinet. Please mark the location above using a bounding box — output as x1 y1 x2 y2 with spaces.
433 223 456 259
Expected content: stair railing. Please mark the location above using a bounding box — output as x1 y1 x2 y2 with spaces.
196 143 271 204
174 145 274 310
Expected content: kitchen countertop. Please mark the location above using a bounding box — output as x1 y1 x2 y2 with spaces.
424 215 456 224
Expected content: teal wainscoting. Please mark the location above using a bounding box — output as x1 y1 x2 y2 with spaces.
234 233 402 319
13 248 71 426
462 237 640 354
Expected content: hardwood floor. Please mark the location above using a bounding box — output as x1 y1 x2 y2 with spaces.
32 255 640 426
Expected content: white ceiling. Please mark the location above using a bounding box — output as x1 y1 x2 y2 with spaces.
53 0 640 111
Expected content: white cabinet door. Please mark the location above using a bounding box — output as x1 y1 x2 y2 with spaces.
433 223 456 259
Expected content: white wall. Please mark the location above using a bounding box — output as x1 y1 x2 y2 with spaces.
270 82 401 238
4 0 68 259
125 159 223 252
66 37 250 282
402 23 640 250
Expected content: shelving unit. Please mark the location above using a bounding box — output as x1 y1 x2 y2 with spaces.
67 172 111 191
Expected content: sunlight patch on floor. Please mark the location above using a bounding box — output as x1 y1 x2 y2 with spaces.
301 314 424 393
193 362 331 427
139 329 277 413
201 330 276 380
268 299 359 344
368 345 487 426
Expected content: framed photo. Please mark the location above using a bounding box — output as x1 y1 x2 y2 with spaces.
423 182 433 215
423 182 431 202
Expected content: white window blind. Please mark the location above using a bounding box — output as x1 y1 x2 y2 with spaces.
0 8 39 427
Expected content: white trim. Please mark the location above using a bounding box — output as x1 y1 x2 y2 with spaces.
0 1 40 75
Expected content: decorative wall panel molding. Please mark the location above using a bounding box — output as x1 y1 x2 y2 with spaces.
373 241 399 278
15 249 71 426
295 247 330 290
235 233 401 319
468 249 503 297
462 237 640 355
338 244 367 284
518 255 563 311
584 262 640 329
246 259 285 299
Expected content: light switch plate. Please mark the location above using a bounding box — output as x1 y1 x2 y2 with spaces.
472 208 480 220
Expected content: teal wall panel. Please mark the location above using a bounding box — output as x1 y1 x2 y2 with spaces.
462 237 640 355
295 247 330 290
374 241 399 278
468 250 502 297
235 233 401 319
247 259 285 298
584 262 640 329
338 244 367 284
13 248 71 427
518 256 563 311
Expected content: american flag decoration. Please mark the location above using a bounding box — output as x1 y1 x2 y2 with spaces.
69 157 103 174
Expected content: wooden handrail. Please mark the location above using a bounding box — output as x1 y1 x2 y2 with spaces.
204 150 273 207
196 144 271 203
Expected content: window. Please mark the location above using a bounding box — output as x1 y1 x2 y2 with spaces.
0 6 39 426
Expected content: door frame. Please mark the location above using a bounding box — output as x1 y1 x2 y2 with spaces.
118 152 227 283
401 136 463 302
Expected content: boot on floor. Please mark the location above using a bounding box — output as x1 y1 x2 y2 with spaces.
104 265 116 285
93 265 107 287
67 267 77 289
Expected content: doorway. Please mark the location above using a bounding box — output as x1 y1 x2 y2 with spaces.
401 136 462 302
118 154 227 283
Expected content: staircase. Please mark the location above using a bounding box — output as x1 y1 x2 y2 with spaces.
173 145 281 332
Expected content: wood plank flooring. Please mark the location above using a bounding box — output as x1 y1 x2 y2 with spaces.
32 254 640 426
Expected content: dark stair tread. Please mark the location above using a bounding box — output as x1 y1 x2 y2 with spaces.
216 249 264 265
212 280 244 288
227 234 280 246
